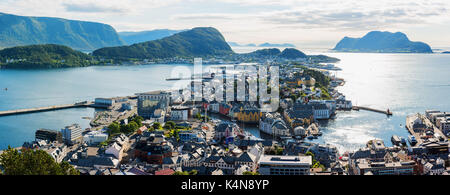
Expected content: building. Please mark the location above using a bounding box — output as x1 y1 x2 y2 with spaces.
35 129 63 143
214 122 240 140
95 98 115 108
437 117 450 135
234 107 262 123
311 103 331 120
170 106 190 121
136 91 170 119
83 131 108 146
352 158 416 175
258 155 312 175
259 113 290 137
61 124 83 145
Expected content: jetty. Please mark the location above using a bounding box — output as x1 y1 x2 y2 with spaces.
352 106 393 116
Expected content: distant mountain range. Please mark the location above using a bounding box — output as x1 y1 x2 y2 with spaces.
93 27 233 59
228 42 296 48
0 12 124 52
119 29 186 45
333 31 432 53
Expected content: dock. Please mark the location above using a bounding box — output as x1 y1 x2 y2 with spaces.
352 106 393 116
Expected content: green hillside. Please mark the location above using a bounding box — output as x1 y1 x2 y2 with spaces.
0 44 98 69
93 27 233 60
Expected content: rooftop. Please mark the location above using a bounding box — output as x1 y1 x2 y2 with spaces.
259 155 312 166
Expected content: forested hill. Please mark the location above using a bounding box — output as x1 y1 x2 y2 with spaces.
93 27 233 60
0 44 98 69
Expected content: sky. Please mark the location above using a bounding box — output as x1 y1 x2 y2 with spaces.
1 0 450 49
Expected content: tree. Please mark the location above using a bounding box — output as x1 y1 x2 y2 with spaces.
152 122 162 130
164 121 176 130
107 122 121 135
243 171 260 175
0 147 79 175
188 170 198 175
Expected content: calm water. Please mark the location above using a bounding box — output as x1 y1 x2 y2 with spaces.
1 52 450 152
311 52 450 153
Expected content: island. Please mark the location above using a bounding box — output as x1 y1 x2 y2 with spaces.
333 31 433 53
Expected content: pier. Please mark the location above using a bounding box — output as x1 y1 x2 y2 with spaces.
0 95 137 117
352 106 393 116
0 102 96 117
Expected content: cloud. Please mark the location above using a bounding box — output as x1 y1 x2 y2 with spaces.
63 3 129 13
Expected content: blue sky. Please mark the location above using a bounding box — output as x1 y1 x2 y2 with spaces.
1 0 450 48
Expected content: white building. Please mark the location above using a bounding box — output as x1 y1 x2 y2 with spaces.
61 124 83 145
311 104 331 120
170 106 189 121
259 155 312 175
83 131 108 146
105 142 123 160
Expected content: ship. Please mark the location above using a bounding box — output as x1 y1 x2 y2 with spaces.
408 135 418 146
391 135 401 146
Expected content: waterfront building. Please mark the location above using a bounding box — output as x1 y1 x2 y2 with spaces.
310 103 331 120
284 104 314 129
136 91 170 119
94 98 115 108
234 106 262 123
61 124 83 145
258 155 312 175
259 113 290 137
35 129 63 143
336 99 352 110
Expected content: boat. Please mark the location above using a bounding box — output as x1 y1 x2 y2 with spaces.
400 137 407 146
408 135 418 146
391 135 401 146
4 88 7 91
307 135 314 140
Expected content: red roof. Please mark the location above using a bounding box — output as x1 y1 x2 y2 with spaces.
155 169 175 175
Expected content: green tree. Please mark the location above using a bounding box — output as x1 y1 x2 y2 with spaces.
107 122 121 135
243 171 260 175
164 121 176 130
0 147 79 175
152 122 162 130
